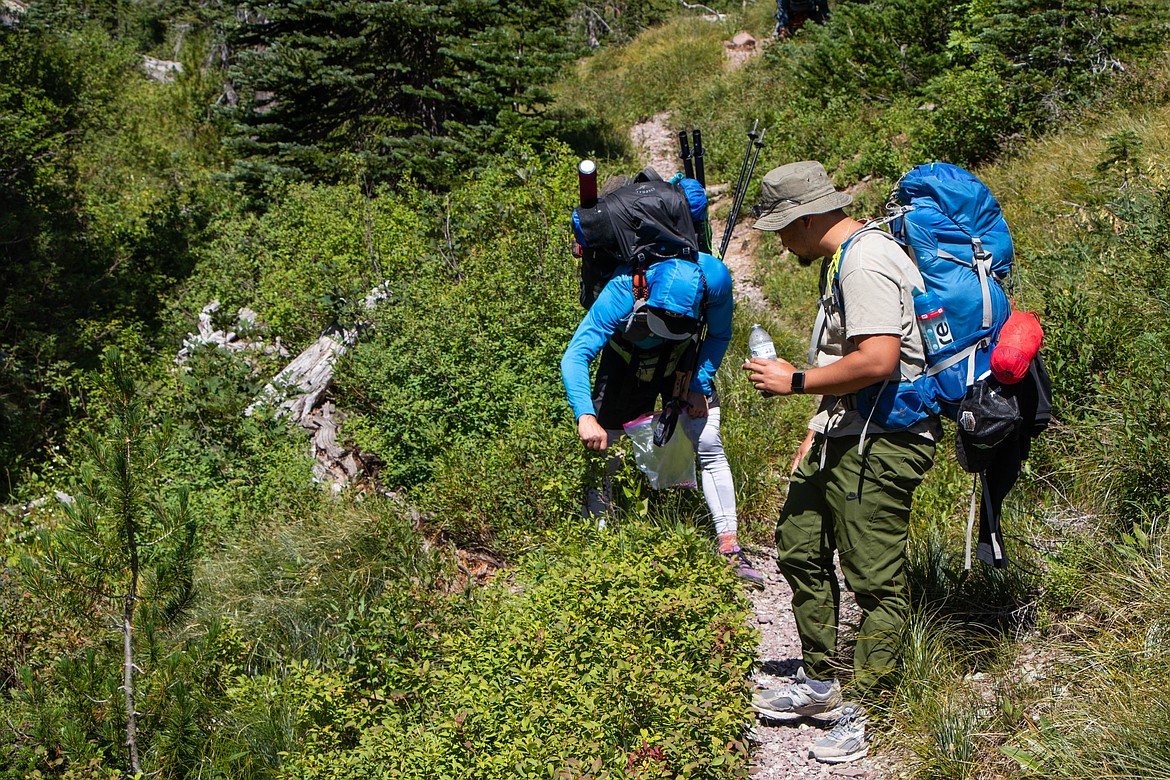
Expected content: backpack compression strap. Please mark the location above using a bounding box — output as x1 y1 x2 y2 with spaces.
654 271 711 447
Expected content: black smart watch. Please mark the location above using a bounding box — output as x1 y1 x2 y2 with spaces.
790 371 805 394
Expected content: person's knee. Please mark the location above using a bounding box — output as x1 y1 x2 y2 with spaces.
686 410 725 458
696 437 726 471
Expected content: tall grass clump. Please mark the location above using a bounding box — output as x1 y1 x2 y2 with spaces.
885 614 1029 780
195 494 445 672
999 530 1170 778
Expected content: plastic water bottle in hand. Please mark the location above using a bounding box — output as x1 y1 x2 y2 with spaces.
748 324 777 359
748 324 777 397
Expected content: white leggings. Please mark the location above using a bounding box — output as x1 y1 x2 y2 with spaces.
585 406 738 536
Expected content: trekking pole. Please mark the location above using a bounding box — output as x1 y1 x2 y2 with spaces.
729 129 766 242
678 130 694 180
722 127 766 260
689 128 713 253
691 128 705 187
574 160 600 307
720 120 759 258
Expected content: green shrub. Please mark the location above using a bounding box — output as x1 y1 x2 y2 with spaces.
1000 529 1170 779
334 147 581 513
277 522 756 779
786 0 959 102
417 414 581 550
172 181 433 349
914 62 1017 166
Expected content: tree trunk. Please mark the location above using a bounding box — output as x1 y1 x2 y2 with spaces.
123 592 140 774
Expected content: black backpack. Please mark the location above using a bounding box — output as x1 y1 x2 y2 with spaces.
573 167 700 309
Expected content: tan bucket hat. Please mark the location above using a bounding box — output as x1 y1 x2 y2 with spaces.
751 161 852 231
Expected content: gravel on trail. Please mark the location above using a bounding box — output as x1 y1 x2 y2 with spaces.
743 546 896 780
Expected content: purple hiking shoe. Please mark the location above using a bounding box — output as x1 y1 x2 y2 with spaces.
724 548 765 590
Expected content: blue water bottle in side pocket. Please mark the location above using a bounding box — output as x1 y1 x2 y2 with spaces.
912 288 953 357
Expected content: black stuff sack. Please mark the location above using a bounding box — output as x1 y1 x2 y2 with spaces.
955 378 1022 473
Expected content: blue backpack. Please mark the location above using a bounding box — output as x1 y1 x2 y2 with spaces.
842 163 1013 428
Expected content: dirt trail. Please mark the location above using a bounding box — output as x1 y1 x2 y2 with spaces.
629 112 767 310
627 35 895 780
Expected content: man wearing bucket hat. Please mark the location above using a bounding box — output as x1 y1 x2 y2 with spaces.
742 161 940 763
561 193 764 589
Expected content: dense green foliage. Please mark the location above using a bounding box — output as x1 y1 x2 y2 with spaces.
0 9 226 493
563 0 1164 207
3 0 1170 777
277 526 755 779
223 0 581 188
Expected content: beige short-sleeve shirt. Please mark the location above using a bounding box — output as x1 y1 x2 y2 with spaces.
809 229 940 440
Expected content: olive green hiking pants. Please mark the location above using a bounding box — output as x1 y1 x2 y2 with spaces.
776 430 935 689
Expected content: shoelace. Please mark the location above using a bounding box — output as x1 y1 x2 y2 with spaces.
826 707 865 737
725 551 753 570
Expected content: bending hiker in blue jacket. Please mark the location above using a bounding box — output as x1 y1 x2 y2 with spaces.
561 253 763 587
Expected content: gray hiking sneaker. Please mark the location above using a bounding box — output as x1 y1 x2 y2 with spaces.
752 668 842 721
810 702 868 764
724 548 765 590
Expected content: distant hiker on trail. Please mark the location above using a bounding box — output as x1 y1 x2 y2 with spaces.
742 161 940 763
774 0 830 39
561 168 764 588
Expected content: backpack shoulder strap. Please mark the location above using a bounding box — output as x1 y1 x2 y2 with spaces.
807 223 917 366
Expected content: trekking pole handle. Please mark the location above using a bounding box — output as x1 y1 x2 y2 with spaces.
692 128 705 187
578 159 597 208
678 131 694 180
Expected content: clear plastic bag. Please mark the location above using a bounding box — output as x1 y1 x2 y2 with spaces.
623 412 698 490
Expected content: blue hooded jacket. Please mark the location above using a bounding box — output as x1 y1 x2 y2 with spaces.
560 253 733 421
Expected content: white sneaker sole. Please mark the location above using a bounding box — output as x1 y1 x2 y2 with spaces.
752 701 842 722
811 746 869 763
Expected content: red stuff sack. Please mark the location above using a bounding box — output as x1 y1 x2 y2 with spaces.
991 310 1043 384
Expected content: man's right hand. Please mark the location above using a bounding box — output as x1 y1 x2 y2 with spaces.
578 414 609 451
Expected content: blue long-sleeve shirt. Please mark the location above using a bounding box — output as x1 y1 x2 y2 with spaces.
560 253 734 421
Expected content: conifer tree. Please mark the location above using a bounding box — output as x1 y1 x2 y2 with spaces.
961 0 1122 125
29 348 197 774
223 0 580 188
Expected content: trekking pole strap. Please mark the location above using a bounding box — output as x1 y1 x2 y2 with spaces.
980 470 1003 563
965 475 979 570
